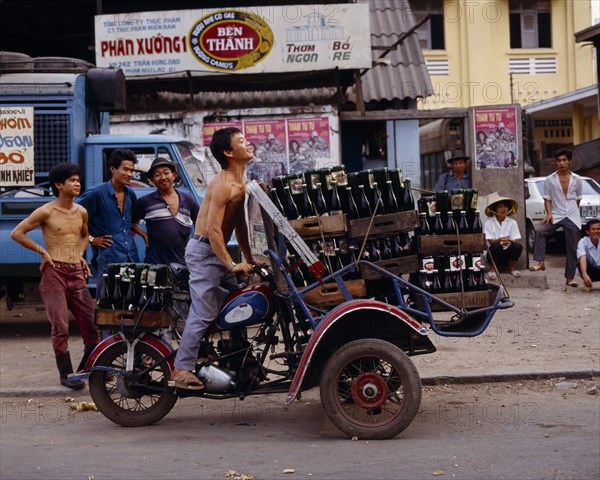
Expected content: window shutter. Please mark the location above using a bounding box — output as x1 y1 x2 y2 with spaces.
430 15 445 50
521 13 537 48
537 12 551 48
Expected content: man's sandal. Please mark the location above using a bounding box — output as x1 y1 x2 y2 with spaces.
565 280 578 288
529 264 545 272
168 369 203 390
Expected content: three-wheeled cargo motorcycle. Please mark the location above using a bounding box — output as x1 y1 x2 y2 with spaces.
73 247 513 440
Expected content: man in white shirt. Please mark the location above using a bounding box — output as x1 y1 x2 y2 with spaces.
577 219 600 291
484 197 522 278
530 149 583 287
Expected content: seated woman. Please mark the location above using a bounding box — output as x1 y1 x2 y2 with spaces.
484 197 523 278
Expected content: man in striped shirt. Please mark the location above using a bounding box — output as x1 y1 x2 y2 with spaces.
132 157 199 265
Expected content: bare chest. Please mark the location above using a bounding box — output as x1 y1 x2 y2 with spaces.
115 191 126 212
558 175 570 196
46 209 83 236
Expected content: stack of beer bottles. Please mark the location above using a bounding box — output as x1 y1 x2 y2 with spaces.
95 263 173 329
269 166 419 308
413 189 494 311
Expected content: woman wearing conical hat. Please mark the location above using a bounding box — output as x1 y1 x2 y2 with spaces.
483 196 522 279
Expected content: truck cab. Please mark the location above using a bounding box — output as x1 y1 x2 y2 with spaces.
0 55 222 305
0 131 211 301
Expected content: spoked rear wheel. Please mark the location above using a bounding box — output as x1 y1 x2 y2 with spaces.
320 339 422 440
89 341 178 427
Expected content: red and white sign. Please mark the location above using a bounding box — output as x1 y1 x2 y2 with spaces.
95 4 371 76
0 107 35 187
189 10 273 72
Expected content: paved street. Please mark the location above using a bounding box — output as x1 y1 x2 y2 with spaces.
1 379 598 480
0 251 598 479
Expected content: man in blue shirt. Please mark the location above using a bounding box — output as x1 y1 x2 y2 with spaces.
577 219 600 292
132 157 199 265
77 149 140 291
434 150 472 192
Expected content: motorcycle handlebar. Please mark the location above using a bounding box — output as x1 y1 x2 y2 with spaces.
253 264 274 282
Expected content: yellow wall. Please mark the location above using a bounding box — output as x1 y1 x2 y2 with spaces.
419 0 596 110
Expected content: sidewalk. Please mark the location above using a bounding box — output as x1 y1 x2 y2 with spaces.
1 253 598 397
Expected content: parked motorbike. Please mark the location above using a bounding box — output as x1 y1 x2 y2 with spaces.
75 250 512 440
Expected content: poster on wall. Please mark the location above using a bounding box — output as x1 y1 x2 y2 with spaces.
286 116 330 172
473 106 518 170
202 121 243 146
0 107 35 187
244 119 287 182
202 114 335 257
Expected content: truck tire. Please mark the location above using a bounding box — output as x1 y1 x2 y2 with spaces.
89 341 178 427
0 52 33 72
34 56 93 73
320 338 422 440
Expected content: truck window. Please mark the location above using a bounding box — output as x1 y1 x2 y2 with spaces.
101 147 181 188
175 142 207 188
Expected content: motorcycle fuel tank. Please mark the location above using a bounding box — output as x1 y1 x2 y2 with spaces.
216 284 275 330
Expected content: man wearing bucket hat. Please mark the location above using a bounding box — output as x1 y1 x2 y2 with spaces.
483 196 523 278
434 149 472 192
132 157 199 265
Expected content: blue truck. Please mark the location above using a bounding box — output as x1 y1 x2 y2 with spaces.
0 54 212 306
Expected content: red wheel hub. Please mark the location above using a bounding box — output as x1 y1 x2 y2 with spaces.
350 372 389 409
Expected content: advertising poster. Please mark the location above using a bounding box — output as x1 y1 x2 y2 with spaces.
0 106 35 187
244 119 287 182
95 4 371 76
202 114 335 257
473 106 518 170
286 116 330 172
202 121 243 146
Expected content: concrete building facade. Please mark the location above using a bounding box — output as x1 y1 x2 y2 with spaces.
410 0 598 177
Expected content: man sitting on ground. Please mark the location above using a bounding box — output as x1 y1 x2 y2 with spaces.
577 219 600 292
483 196 523 279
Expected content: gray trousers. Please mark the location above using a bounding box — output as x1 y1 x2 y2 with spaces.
174 238 238 371
533 218 580 279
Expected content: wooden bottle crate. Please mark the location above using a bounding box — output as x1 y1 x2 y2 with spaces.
414 288 495 312
416 233 486 255
302 279 366 309
288 213 346 240
359 255 420 280
348 210 419 240
95 309 172 329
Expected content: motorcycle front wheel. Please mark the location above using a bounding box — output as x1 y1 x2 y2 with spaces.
89 341 178 427
320 338 422 440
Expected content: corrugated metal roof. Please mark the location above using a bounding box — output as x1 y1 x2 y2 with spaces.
574 138 600 171
350 0 434 104
130 87 339 111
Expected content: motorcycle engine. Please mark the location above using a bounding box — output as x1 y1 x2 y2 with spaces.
214 333 261 391
197 364 235 393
